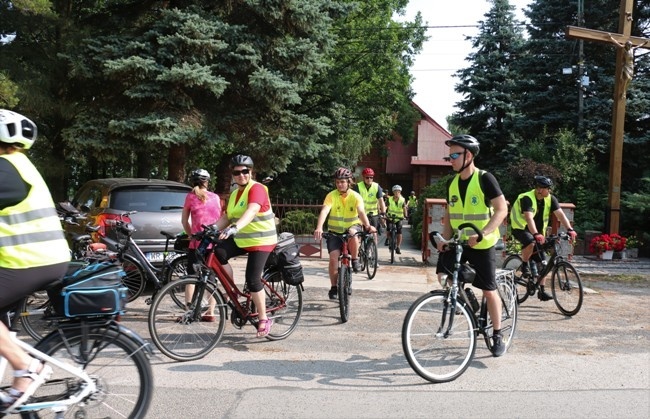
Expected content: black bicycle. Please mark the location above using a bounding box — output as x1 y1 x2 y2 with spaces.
385 214 402 264
402 223 518 383
357 231 378 279
502 232 583 316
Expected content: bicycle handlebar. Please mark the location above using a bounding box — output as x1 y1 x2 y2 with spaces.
429 222 483 248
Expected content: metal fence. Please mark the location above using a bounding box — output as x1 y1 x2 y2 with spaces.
272 198 323 258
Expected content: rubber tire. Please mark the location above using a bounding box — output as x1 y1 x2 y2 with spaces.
262 271 304 340
366 240 378 279
551 261 583 316
502 254 529 304
337 265 351 323
34 323 153 419
402 290 476 383
121 253 147 302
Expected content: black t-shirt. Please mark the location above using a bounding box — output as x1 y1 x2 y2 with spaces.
447 170 502 207
520 194 560 232
0 158 30 210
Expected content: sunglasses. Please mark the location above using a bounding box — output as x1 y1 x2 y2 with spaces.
448 152 462 160
232 168 250 176
365 176 373 179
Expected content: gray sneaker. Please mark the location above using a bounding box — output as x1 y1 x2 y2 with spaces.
352 259 361 273
492 333 506 357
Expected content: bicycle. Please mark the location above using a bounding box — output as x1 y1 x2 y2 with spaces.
1 280 153 418
322 230 365 323
103 211 189 303
401 223 518 383
385 214 402 264
147 224 304 361
502 232 583 316
357 230 378 280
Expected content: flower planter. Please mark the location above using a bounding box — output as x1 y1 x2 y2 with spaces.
627 248 639 258
599 250 614 260
613 250 626 260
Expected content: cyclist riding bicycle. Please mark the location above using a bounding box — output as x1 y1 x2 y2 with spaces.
434 134 509 357
314 167 376 299
211 154 278 337
0 109 70 414
352 167 386 239
509 175 577 301
385 185 408 254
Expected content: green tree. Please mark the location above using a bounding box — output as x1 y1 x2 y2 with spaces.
449 0 526 167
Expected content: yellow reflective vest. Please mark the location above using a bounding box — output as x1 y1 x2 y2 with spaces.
226 180 277 248
448 169 500 249
510 189 551 233
325 190 363 233
387 196 405 220
356 182 380 215
0 152 70 268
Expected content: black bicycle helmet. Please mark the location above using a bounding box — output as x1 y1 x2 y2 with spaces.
190 168 210 185
230 154 254 168
445 134 480 156
534 175 553 188
334 167 352 179
0 109 37 150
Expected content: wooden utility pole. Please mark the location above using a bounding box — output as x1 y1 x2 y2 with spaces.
566 0 650 234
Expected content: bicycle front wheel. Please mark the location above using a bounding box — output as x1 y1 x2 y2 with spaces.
263 271 303 340
551 261 583 316
483 277 518 353
121 253 147 302
357 243 367 272
389 234 395 264
33 323 153 419
18 291 56 342
502 254 528 304
366 239 378 279
337 265 351 323
148 276 226 361
402 291 476 383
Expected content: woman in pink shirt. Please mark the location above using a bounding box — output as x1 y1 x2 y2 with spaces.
181 169 222 321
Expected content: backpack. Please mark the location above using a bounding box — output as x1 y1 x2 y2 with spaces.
266 232 304 286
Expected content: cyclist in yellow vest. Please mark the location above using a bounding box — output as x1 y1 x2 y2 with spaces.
314 168 376 300
213 155 277 337
510 176 577 301
407 191 418 224
434 135 508 357
352 167 386 242
386 185 408 254
0 110 70 414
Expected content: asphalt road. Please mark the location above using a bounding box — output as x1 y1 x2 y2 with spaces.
117 230 650 419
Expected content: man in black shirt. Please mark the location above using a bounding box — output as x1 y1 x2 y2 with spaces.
510 176 577 300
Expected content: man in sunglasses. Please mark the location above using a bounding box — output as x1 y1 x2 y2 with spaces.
510 176 577 301
352 167 386 243
434 134 508 357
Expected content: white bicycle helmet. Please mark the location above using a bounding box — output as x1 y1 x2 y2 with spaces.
0 109 37 150
392 185 402 192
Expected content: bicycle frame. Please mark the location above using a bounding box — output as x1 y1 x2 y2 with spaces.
199 246 288 323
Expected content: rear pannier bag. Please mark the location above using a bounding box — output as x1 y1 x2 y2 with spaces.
266 232 305 286
48 261 128 318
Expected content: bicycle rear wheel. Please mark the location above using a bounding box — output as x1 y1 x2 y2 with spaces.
357 243 367 272
18 291 57 342
121 253 147 302
33 322 153 418
263 271 303 340
337 265 351 323
148 276 226 361
483 277 518 353
551 261 583 316
502 254 529 304
164 253 190 308
402 290 476 383
365 239 378 279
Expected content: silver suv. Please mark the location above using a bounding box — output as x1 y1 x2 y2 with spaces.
65 178 191 263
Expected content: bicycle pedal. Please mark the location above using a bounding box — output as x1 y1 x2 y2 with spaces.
145 297 152 305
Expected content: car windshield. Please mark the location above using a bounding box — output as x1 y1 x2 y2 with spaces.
110 188 187 212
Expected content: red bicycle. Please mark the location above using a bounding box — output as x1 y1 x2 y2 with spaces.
148 225 304 361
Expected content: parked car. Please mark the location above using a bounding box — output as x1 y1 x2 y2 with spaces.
64 178 192 263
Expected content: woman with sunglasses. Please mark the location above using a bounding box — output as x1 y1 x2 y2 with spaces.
213 155 277 337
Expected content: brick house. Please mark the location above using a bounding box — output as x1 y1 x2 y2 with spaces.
356 102 453 196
